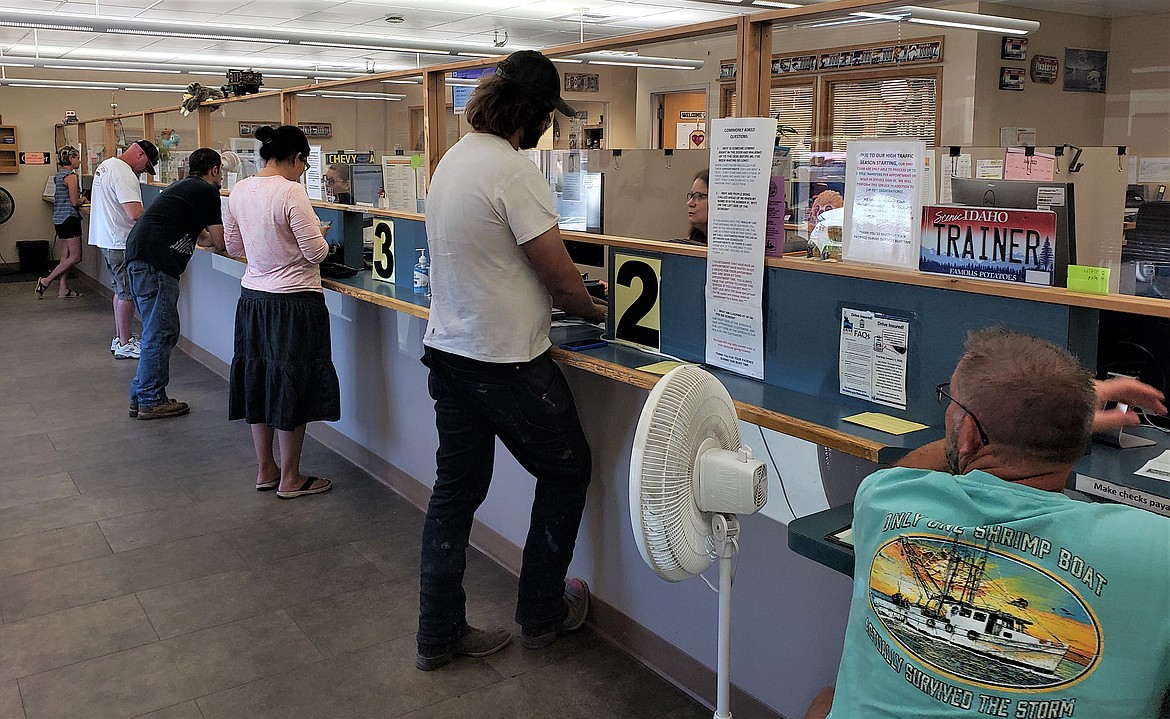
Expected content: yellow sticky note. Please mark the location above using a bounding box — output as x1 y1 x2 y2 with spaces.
1066 265 1110 295
843 412 929 436
637 361 688 376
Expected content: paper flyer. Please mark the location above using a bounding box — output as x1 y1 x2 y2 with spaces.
940 154 972 205
841 139 926 270
839 308 910 410
704 117 776 380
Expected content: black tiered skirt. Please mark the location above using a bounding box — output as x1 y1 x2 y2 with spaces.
228 288 341 431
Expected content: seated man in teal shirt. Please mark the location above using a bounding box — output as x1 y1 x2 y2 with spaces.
809 328 1170 719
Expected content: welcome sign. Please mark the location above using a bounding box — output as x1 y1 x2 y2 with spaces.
919 206 1058 286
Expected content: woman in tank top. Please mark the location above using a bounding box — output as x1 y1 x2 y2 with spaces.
36 146 86 299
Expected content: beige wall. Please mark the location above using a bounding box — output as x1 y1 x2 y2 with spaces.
0 85 179 263
971 4 1111 147
1103 12 1170 157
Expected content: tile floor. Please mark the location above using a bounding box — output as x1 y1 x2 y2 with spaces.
0 278 711 719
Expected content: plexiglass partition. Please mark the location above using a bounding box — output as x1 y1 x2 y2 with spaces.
149 109 200 184
204 91 284 192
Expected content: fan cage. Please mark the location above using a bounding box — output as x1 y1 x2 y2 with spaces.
632 366 740 582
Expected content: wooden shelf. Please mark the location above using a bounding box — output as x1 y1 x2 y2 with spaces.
0 126 18 174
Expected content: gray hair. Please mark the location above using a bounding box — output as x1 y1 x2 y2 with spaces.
955 328 1095 464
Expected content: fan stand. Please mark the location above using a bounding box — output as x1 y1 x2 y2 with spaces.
712 513 739 719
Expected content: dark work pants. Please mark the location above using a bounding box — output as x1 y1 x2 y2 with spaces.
417 346 592 652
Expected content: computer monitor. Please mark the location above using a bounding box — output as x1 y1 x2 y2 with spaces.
351 164 384 207
949 178 1077 287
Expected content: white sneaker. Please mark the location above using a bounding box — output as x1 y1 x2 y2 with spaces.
111 335 141 355
113 341 140 360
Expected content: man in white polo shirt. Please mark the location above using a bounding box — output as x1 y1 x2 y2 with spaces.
89 139 158 359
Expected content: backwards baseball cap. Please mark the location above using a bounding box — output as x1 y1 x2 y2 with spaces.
494 50 576 117
134 139 160 173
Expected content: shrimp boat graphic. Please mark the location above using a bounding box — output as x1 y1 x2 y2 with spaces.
871 535 1070 675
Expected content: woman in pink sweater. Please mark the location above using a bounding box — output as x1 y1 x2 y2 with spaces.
224 125 339 500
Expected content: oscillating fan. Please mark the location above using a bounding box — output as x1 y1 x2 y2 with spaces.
630 365 768 719
0 186 14 225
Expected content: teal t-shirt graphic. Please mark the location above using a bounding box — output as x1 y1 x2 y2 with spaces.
829 467 1170 718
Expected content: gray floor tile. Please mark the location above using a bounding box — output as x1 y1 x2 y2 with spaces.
260 544 389 607
221 503 402 565
0 484 192 542
0 534 244 623
0 434 55 460
400 646 701 719
283 580 418 658
136 569 279 640
68 450 257 495
97 495 285 553
17 610 322 719
134 700 204 719
194 634 501 719
0 595 158 682
0 473 79 511
134 700 205 719
0 680 22 719
0 522 110 578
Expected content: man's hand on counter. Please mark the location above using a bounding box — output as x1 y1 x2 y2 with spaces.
1093 376 1166 433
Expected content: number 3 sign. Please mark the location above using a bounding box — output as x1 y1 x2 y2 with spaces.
372 219 395 282
613 253 662 351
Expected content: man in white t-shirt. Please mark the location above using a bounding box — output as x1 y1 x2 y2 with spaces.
89 139 158 359
416 50 606 672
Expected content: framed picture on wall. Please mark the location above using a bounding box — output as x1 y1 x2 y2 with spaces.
563 72 599 93
999 67 1026 91
1001 36 1028 60
1063 48 1108 93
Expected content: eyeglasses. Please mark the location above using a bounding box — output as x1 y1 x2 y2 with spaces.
685 191 708 202
935 382 990 446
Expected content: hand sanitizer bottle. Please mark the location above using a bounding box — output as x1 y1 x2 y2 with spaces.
413 248 430 296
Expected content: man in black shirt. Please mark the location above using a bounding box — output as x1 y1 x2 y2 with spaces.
125 148 225 420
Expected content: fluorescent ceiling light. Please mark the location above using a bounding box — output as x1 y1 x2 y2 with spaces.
0 10 507 59
380 78 422 84
1 78 187 91
751 1 803 8
0 55 368 79
44 64 181 74
0 9 704 74
900 7 1039 35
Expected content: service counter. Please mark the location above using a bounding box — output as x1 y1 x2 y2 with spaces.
75 184 1169 719
788 425 1170 578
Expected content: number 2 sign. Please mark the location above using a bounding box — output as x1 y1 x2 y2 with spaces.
613 253 662 351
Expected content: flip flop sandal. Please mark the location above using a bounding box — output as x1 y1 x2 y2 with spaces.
35 280 47 299
276 476 332 499
256 479 280 491
60 290 83 299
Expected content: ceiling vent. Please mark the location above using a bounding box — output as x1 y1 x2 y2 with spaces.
552 12 620 24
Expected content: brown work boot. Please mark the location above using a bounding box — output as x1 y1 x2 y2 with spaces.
521 578 590 649
136 398 190 420
416 626 512 671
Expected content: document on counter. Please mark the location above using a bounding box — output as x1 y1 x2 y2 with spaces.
843 412 928 436
637 360 693 376
839 308 911 410
1135 450 1170 483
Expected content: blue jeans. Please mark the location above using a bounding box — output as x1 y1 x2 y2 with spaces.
417 347 592 652
128 260 181 407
